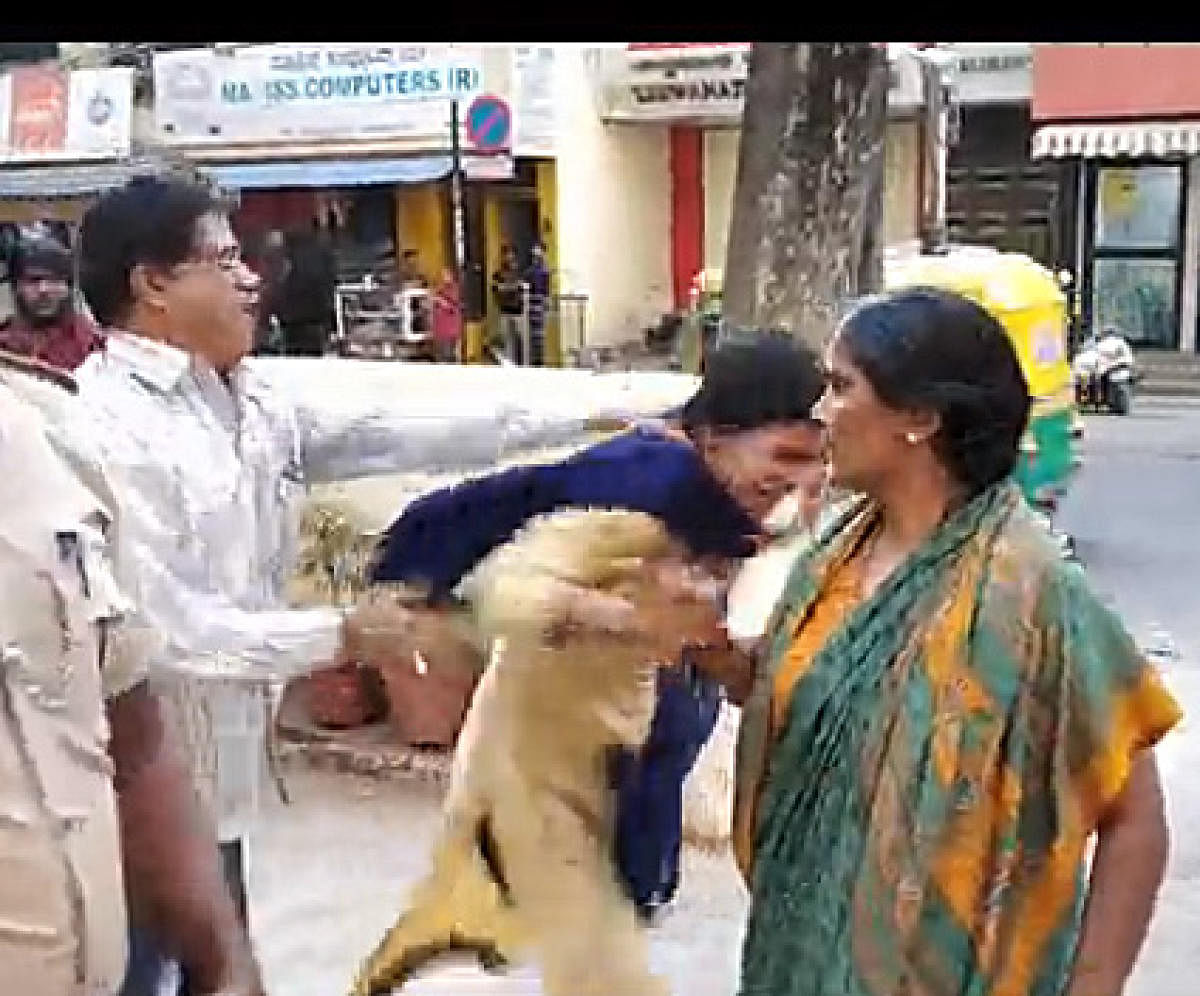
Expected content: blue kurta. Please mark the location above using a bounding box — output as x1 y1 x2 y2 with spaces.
372 427 758 911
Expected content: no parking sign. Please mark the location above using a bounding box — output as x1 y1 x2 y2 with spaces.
465 94 512 153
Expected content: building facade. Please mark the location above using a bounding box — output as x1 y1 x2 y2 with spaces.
0 42 952 356
579 43 927 332
147 43 562 355
1031 43 1200 353
0 61 143 227
943 43 1078 275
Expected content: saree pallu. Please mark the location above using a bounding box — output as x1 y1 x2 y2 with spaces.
734 481 1182 996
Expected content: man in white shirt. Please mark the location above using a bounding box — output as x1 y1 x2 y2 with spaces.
72 176 606 995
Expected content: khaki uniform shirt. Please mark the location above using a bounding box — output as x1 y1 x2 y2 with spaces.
0 354 143 996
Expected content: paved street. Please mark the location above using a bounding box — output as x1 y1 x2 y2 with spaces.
248 399 1200 995
1058 399 1200 996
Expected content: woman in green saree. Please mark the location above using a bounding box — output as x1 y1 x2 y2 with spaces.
729 288 1181 996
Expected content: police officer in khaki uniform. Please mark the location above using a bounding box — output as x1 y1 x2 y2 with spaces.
0 350 139 995
0 349 265 996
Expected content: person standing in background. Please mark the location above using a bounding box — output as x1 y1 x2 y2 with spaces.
524 240 551 367
0 234 104 371
431 266 462 363
277 227 336 357
253 230 290 355
399 249 428 290
491 244 525 364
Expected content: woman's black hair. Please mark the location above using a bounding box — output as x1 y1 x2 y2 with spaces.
839 287 1031 496
78 175 228 327
681 329 824 432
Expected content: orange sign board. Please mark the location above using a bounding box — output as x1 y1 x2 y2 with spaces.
9 66 68 156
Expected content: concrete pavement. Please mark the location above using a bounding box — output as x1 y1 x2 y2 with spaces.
247 399 1200 995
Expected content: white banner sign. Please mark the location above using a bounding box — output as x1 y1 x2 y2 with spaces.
0 66 132 163
513 46 558 157
154 44 486 147
943 43 1032 104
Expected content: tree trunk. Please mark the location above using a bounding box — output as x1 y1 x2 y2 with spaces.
722 43 888 350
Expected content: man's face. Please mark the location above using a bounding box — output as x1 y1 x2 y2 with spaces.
695 420 827 525
15 265 71 325
153 212 261 373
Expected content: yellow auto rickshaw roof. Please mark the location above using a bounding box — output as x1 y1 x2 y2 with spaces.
883 246 1065 315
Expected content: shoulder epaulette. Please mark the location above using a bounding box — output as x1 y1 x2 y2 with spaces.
0 350 78 393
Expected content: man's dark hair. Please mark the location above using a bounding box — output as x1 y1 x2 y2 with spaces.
12 234 73 283
681 330 824 432
78 176 227 327
840 287 1031 497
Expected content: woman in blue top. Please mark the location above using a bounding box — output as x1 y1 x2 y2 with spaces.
371 330 827 918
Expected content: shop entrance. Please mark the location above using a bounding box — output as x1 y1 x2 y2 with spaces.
500 197 541 265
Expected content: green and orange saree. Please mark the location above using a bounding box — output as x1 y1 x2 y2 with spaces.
733 481 1182 996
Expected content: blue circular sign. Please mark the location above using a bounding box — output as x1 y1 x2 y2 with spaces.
466 95 512 153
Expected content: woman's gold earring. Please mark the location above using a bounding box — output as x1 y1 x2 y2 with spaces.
906 432 920 445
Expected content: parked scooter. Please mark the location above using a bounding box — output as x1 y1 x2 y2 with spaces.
1073 328 1138 415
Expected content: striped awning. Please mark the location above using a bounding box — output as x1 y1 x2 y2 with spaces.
1032 121 1200 159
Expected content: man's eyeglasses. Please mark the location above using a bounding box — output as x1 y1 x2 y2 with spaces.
182 244 246 275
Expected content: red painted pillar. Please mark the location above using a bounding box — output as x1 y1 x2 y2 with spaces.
669 126 705 312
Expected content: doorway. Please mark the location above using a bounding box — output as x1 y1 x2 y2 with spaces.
500 196 541 270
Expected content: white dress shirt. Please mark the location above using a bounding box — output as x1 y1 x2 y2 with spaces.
74 333 599 839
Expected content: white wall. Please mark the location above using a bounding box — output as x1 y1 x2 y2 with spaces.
552 47 923 342
703 128 740 275
553 47 673 345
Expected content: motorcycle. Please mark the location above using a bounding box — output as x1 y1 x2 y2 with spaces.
1073 330 1137 415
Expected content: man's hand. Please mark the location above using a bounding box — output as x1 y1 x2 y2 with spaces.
554 584 643 639
340 591 483 681
646 560 730 657
340 593 418 668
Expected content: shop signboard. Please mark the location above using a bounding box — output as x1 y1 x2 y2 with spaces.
512 45 557 157
603 43 751 124
942 43 1031 104
598 43 926 124
0 65 133 163
154 43 489 147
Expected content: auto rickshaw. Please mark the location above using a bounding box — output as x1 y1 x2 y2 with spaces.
884 245 1078 514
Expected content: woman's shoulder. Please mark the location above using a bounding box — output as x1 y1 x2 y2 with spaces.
985 501 1116 638
991 503 1067 575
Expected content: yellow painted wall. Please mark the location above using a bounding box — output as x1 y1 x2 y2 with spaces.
883 118 921 248
535 159 562 365
702 128 740 276
483 190 504 339
394 183 449 282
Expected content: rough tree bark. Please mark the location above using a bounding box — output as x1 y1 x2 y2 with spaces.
722 43 889 350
